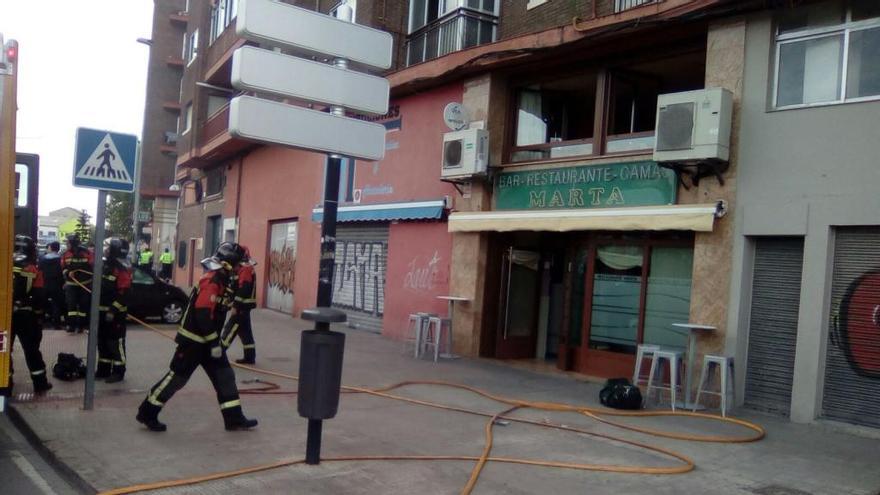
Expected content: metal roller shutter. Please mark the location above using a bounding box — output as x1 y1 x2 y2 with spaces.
744 237 804 416
332 223 388 333
822 227 880 428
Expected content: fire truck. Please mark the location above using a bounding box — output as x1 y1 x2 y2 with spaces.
1 33 39 407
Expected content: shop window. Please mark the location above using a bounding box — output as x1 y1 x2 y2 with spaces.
774 0 880 108
589 245 644 353
642 247 693 351
511 72 597 162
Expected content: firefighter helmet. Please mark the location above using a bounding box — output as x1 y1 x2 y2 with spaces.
66 234 81 250
14 235 36 263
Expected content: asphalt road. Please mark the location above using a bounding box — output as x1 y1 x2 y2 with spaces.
0 408 80 495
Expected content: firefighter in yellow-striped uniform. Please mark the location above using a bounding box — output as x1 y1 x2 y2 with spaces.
97 239 132 383
11 235 52 393
221 246 258 364
61 234 93 333
136 242 258 432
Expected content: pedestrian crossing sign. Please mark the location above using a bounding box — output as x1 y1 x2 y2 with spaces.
73 127 138 192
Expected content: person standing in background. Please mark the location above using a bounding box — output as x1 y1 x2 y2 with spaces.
221 246 258 364
38 241 65 329
159 247 174 282
61 234 94 334
139 246 154 274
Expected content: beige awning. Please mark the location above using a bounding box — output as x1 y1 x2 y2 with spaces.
448 203 724 233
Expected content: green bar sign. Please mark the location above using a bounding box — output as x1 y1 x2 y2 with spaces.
495 161 676 210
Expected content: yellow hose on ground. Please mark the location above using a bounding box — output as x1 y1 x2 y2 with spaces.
67 272 764 495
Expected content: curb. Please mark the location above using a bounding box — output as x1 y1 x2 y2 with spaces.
6 404 97 495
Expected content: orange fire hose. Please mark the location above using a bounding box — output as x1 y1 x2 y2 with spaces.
67 271 764 495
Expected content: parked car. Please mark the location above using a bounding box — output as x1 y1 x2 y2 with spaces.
128 267 188 324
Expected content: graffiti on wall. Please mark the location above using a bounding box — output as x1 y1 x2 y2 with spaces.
266 221 297 314
834 269 880 379
403 251 442 292
333 240 385 317
268 243 296 295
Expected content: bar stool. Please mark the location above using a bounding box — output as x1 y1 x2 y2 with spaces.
406 313 433 358
646 350 684 411
422 316 451 362
632 344 661 387
693 355 735 417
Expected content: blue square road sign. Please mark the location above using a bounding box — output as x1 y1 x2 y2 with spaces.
73 127 138 193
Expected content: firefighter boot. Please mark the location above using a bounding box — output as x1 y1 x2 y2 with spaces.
105 365 125 383
32 373 53 394
136 401 167 432
222 406 258 431
95 362 111 379
235 348 256 365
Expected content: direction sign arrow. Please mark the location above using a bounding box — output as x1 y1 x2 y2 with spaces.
228 96 386 161
232 46 389 116
236 0 393 71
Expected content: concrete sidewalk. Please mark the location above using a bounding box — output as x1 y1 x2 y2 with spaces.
9 309 880 495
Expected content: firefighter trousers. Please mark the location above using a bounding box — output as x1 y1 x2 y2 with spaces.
139 341 244 421
97 315 126 377
11 310 49 386
221 310 255 361
64 285 90 331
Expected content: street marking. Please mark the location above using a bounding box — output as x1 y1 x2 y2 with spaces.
10 450 55 495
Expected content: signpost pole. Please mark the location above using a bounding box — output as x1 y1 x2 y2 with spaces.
130 141 142 261
83 190 107 410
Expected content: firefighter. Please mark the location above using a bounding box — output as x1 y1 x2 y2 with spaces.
136 242 258 432
221 246 258 364
97 239 132 383
61 234 94 334
11 235 52 393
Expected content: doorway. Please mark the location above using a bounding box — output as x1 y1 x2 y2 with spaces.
490 233 567 361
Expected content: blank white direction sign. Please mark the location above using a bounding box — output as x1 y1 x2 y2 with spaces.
229 96 387 161
232 46 389 116
237 0 393 71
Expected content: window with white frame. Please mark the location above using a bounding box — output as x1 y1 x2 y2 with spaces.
774 0 880 108
185 29 199 65
409 0 496 32
210 0 238 43
406 0 498 65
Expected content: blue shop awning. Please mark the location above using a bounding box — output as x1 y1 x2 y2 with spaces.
312 200 446 223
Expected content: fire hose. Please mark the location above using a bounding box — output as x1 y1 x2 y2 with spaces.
64 270 764 495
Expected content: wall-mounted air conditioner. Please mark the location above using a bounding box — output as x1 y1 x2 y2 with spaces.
441 128 488 179
653 87 733 163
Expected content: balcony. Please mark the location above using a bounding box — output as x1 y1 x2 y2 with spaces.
405 8 498 66
611 0 658 15
162 101 182 113
169 11 188 26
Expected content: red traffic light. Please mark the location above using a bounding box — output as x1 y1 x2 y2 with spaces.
6 42 17 62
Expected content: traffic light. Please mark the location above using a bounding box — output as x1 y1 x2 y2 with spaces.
0 36 17 74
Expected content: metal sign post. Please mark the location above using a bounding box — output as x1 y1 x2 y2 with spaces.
72 127 138 410
231 0 392 464
83 191 107 410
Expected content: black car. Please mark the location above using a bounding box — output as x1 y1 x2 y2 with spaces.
128 267 188 324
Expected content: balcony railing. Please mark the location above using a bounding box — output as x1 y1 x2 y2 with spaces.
405 8 498 66
613 0 657 14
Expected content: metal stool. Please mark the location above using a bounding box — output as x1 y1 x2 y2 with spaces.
423 316 451 362
632 344 661 387
646 350 684 411
693 355 735 417
406 313 433 358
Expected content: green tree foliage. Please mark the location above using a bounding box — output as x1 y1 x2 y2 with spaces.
75 210 92 244
106 192 133 240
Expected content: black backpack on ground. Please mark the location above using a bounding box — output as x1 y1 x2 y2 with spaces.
52 353 87 381
599 378 643 410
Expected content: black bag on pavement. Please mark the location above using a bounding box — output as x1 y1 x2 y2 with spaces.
599 378 643 410
52 353 87 381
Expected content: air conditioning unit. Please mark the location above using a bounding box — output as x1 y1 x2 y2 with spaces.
441 128 488 179
653 87 732 163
